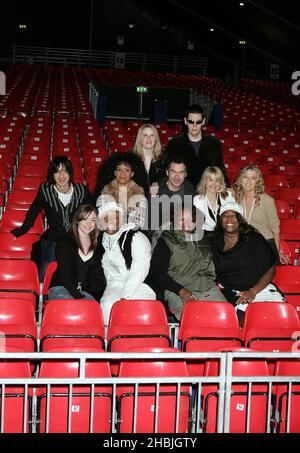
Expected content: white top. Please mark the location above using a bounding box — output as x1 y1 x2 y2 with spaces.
54 185 73 207
101 223 152 299
193 192 236 231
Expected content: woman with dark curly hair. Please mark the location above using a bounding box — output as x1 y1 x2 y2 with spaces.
209 201 285 326
93 151 148 229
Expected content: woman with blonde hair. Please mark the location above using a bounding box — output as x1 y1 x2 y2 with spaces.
193 166 235 233
132 123 165 193
234 164 287 264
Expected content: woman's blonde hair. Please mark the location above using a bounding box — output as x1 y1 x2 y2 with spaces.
234 164 265 204
132 124 162 161
196 166 228 199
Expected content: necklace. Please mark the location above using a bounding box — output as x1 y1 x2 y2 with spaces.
243 197 255 223
224 234 239 247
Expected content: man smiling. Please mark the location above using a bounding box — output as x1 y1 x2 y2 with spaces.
165 104 229 187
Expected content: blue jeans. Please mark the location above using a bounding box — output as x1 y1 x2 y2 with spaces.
39 239 57 282
48 286 95 301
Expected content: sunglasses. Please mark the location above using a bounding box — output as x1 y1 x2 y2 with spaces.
187 119 204 125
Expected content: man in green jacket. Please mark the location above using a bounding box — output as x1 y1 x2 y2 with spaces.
148 204 226 321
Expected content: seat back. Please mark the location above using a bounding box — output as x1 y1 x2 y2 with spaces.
203 348 271 433
37 346 112 433
243 302 300 351
274 359 300 433
0 347 32 433
107 300 170 352
274 266 300 293
0 232 39 259
117 347 191 433
0 209 44 234
40 299 105 350
178 301 242 375
0 298 37 351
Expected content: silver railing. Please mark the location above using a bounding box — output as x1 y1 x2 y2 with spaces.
0 351 299 434
12 46 208 73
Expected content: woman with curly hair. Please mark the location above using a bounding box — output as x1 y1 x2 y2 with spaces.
93 151 148 229
210 201 285 326
132 124 165 194
234 164 287 264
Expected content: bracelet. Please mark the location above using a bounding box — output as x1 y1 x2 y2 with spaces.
249 287 257 297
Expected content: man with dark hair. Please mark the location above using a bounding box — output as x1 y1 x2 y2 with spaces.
148 156 195 234
165 104 229 187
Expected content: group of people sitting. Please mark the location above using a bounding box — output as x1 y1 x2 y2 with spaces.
11 104 287 326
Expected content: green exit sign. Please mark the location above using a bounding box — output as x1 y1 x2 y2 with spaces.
136 86 148 93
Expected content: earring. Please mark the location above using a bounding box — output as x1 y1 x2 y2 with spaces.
217 185 224 193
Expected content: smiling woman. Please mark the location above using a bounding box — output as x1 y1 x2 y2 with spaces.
209 201 285 326
48 204 105 301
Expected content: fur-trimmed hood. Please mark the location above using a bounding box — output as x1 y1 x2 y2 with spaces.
102 179 145 208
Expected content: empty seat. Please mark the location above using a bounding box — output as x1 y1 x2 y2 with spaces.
37 347 112 433
0 299 37 351
0 232 39 259
242 302 300 351
178 301 242 375
6 190 38 210
280 219 300 241
116 347 191 433
0 348 32 433
0 259 40 310
274 359 300 433
202 348 272 433
107 299 171 352
0 209 44 235
40 299 105 351
274 266 300 294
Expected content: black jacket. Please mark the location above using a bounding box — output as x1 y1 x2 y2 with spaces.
164 133 230 187
11 182 95 240
50 233 106 300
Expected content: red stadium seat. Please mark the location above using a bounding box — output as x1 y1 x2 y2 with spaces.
0 232 39 259
12 176 43 192
0 209 44 235
274 359 300 432
107 299 171 352
37 347 112 433
0 349 32 433
178 301 242 375
116 347 191 433
6 190 37 210
275 200 293 219
40 299 105 351
202 348 272 433
0 259 39 310
280 219 300 242
242 302 300 352
0 299 37 351
274 265 300 294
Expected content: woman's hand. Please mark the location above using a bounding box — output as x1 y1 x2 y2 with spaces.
236 288 257 304
279 252 290 265
178 288 197 303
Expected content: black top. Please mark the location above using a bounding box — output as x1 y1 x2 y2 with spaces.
11 182 94 241
50 232 106 299
147 158 165 186
209 230 276 292
164 132 229 187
